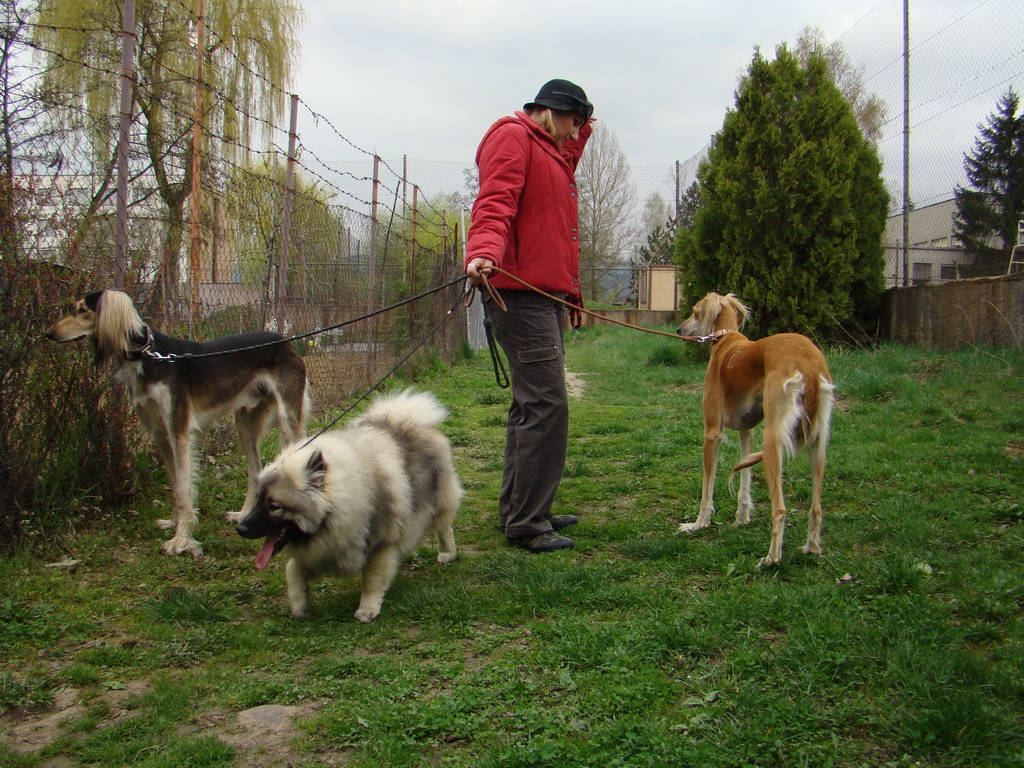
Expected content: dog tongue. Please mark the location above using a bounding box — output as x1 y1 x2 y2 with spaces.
254 530 282 570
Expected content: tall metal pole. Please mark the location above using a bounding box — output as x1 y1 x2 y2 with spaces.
674 160 681 221
113 0 137 289
901 0 911 286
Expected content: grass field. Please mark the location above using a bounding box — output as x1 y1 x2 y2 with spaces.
1 327 1022 767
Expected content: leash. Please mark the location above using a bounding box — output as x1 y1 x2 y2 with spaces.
478 267 729 344
299 281 475 448
140 275 471 362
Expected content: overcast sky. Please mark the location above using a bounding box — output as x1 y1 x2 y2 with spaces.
292 0 880 167
289 0 1023 213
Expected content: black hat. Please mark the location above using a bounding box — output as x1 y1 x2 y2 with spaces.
524 79 593 122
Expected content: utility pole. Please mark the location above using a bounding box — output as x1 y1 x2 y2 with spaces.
901 0 911 286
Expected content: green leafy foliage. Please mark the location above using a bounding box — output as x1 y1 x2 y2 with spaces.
953 88 1024 273
675 46 889 340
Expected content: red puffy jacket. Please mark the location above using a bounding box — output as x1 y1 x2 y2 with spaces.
466 111 593 296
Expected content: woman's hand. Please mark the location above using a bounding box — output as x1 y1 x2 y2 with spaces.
466 257 495 287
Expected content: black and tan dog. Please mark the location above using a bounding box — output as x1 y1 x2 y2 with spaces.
676 292 835 567
46 290 311 557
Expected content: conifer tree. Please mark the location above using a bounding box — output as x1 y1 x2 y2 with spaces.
953 89 1024 273
675 46 888 339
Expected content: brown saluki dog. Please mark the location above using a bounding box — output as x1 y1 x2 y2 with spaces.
676 292 835 567
46 290 311 558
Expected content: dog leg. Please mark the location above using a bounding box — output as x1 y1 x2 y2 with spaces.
161 430 203 558
149 432 177 532
231 406 268 524
679 430 723 533
278 382 309 445
735 428 755 525
285 558 311 619
802 438 827 556
434 480 460 565
355 545 402 623
436 526 457 565
758 430 787 568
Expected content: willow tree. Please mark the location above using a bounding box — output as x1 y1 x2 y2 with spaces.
34 0 302 291
225 159 345 305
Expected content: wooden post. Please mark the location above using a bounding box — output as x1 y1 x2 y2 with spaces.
189 0 205 330
113 0 137 289
367 155 380 373
408 185 419 340
277 94 299 333
410 185 419 298
369 154 379 307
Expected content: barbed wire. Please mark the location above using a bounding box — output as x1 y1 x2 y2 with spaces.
8 0 1023 303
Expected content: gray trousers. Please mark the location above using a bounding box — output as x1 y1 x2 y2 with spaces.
484 290 569 539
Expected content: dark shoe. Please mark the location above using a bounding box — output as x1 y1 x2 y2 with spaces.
508 530 574 552
548 514 578 530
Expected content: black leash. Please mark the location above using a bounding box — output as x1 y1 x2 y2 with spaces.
483 311 510 389
143 275 470 362
299 281 475 448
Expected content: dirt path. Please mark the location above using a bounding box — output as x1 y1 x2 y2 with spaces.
565 370 587 400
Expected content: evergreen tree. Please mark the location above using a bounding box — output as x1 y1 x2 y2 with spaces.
953 89 1024 273
675 46 888 339
677 181 702 231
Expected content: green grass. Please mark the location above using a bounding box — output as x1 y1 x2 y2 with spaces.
1 329 1022 767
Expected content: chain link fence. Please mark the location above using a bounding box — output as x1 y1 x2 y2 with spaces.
4 0 1022 362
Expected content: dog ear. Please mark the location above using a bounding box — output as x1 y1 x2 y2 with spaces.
84 291 104 312
305 450 327 490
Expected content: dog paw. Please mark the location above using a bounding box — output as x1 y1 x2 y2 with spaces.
161 537 203 559
437 551 457 565
801 543 823 556
734 502 755 526
290 610 310 620
678 522 707 534
757 555 780 569
354 608 380 624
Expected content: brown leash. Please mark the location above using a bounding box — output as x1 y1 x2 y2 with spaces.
477 266 729 343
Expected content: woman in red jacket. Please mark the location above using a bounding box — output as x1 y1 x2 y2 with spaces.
465 79 594 553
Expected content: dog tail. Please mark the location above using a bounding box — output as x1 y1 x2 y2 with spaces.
729 372 835 476
731 451 765 473
808 374 835 465
361 388 448 429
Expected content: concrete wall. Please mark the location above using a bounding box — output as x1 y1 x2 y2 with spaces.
578 309 679 330
572 274 1023 351
880 271 1023 350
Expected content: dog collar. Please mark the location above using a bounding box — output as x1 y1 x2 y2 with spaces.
124 326 154 361
700 329 732 344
